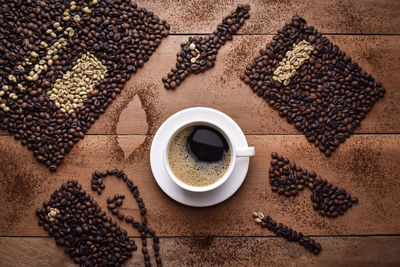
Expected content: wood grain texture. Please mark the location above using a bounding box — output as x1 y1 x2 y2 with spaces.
1 236 400 267
0 134 399 237
134 0 400 34
63 35 400 135
0 35 398 137
1 1 399 265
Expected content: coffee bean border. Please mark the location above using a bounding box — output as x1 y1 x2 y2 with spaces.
162 4 250 90
269 152 358 218
241 15 385 157
253 212 322 255
0 0 169 171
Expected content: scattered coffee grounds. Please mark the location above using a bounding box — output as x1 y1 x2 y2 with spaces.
162 4 250 90
241 15 385 157
0 1 169 171
253 212 322 255
269 152 358 218
36 179 137 266
91 169 162 267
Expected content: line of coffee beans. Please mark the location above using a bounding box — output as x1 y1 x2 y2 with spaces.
269 152 358 218
0 1 169 171
36 179 137 266
91 169 162 267
241 15 385 157
253 212 322 255
162 4 250 90
107 194 126 220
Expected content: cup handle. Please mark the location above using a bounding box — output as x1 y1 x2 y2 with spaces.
236 146 255 157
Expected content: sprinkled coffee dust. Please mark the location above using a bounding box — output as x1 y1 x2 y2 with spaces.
168 126 231 187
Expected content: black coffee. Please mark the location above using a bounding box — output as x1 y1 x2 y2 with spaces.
187 126 229 163
168 126 231 187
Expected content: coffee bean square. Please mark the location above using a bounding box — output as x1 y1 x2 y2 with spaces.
0 1 169 171
241 15 385 157
36 179 137 265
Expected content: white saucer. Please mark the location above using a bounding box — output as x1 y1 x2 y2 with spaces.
150 107 251 207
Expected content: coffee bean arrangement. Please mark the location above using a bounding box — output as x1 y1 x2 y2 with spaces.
36 179 137 266
162 4 250 90
269 152 358 218
0 0 169 171
91 169 162 267
253 212 322 255
241 15 385 157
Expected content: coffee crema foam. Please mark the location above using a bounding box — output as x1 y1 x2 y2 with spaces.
168 126 231 187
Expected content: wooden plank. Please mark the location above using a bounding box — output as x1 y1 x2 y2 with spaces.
0 35 398 137
0 236 399 266
0 134 399 237
135 0 400 34
87 35 399 135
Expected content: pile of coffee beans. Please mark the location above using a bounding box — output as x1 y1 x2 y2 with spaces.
36 179 137 266
0 0 169 171
162 4 250 90
311 179 358 218
253 212 322 255
269 152 358 218
91 169 162 267
241 15 385 157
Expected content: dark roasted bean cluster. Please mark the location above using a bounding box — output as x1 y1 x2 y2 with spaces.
269 152 358 218
253 212 322 255
91 169 162 267
0 0 169 171
162 4 250 90
241 15 385 157
36 179 136 266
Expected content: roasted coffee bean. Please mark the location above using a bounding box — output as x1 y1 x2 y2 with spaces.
253 212 322 254
115 198 123 207
125 216 133 223
162 4 250 90
269 152 358 218
0 1 169 171
242 15 385 157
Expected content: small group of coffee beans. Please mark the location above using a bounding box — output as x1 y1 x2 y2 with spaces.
0 0 169 171
253 212 322 255
36 179 137 266
162 4 250 90
107 194 125 220
311 179 358 218
241 15 385 157
269 152 317 197
91 169 162 267
269 152 358 218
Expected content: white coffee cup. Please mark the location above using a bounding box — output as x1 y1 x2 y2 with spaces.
163 118 255 193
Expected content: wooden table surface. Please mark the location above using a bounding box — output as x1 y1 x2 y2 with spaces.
1 0 400 266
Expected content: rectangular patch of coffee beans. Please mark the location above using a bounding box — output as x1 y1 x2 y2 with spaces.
0 1 169 171
36 179 137 266
240 15 385 156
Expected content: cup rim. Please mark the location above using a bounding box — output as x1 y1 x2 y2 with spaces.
163 120 236 193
